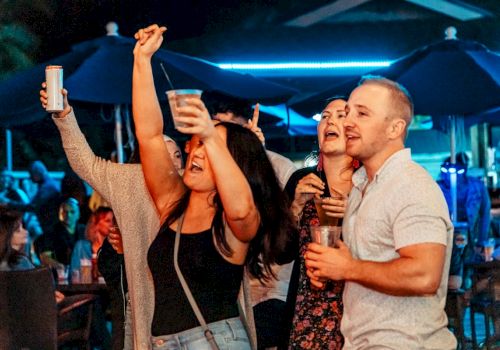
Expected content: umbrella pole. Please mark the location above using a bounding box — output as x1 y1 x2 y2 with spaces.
5 129 12 171
449 115 458 222
114 104 124 164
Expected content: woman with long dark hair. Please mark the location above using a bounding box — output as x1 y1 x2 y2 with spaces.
132 24 295 349
284 98 357 349
0 209 33 271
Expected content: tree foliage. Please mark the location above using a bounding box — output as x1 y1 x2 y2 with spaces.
0 0 55 79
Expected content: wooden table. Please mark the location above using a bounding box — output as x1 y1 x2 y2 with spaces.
57 281 107 295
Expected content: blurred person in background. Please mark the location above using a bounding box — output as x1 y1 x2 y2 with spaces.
0 168 30 205
0 168 40 260
35 197 85 268
1 161 61 236
437 152 491 289
0 209 33 271
437 152 491 246
98 221 129 350
0 208 65 305
61 169 92 225
70 206 113 274
204 91 296 189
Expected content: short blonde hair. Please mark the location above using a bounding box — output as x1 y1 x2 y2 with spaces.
359 76 414 138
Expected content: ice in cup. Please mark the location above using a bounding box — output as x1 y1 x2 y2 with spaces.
166 89 203 129
313 196 344 226
310 225 342 248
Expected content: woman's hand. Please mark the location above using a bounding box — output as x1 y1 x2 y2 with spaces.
133 24 167 60
245 103 265 145
108 226 124 254
175 98 216 140
291 173 325 220
55 290 65 304
320 196 347 219
39 82 71 118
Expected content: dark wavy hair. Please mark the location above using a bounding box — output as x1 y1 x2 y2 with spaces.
164 122 297 281
0 209 25 268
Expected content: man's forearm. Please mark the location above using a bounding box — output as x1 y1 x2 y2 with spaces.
347 258 440 296
346 244 446 296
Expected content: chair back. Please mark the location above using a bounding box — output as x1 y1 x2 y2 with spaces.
0 267 57 350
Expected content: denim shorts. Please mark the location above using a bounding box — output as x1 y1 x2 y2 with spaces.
151 317 251 350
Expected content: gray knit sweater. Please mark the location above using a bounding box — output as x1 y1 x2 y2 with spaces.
53 110 257 349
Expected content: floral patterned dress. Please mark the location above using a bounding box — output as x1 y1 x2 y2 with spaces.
288 200 344 350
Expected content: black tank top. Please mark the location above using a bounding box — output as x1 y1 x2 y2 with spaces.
147 223 243 336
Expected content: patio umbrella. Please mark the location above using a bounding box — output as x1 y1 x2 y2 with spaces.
0 23 297 163
290 28 500 221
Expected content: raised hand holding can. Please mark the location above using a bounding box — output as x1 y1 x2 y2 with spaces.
45 65 64 112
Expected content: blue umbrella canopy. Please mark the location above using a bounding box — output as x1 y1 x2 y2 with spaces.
290 38 500 118
290 35 500 223
0 47 96 127
0 34 297 127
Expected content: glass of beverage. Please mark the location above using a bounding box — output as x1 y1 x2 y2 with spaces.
310 225 342 248
166 89 203 129
56 265 69 284
71 269 80 284
313 195 345 226
80 258 92 284
483 238 496 262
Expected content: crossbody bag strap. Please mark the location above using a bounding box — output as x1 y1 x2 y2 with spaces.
173 214 220 350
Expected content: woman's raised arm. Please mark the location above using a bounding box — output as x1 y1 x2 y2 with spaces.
132 24 185 218
175 99 260 243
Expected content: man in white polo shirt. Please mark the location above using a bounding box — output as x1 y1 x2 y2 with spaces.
305 76 456 349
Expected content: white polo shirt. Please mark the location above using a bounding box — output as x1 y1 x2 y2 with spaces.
341 149 456 350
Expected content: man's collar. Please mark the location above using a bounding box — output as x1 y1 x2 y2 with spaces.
352 149 411 189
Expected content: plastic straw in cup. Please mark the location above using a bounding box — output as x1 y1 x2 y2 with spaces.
160 62 175 90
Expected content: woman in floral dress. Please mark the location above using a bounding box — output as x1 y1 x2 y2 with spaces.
284 98 357 349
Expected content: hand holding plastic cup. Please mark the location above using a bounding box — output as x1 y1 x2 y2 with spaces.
166 89 203 129
310 225 342 248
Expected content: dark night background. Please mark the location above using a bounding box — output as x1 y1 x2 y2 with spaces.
1 0 499 170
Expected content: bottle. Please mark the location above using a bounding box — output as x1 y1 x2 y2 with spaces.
91 253 99 282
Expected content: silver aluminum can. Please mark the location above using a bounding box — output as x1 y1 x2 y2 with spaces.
45 65 64 112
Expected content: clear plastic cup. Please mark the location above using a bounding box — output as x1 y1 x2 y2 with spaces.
166 89 203 129
56 265 69 284
483 238 496 262
310 225 342 248
71 269 81 284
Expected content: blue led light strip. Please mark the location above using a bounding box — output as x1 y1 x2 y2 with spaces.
218 61 392 70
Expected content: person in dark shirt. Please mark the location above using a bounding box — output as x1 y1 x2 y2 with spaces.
3 161 61 236
98 223 128 350
35 197 85 267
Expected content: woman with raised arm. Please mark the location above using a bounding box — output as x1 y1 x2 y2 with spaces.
39 87 184 349
132 24 295 349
